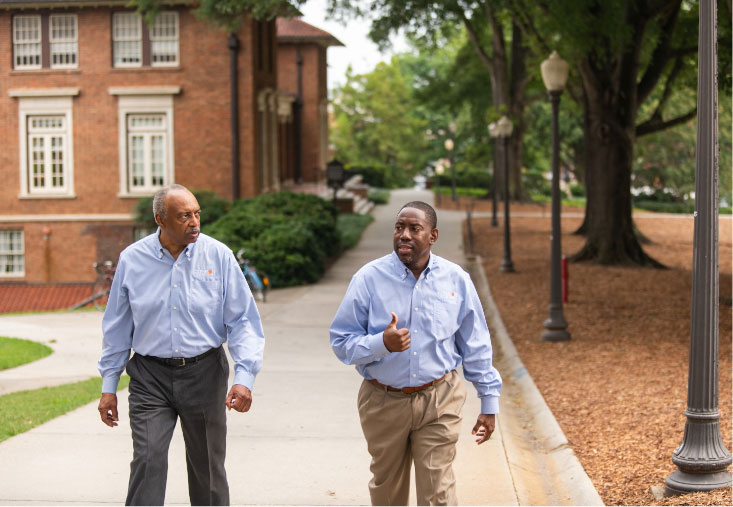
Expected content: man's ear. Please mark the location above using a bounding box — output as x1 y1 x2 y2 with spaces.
154 214 163 228
430 228 438 244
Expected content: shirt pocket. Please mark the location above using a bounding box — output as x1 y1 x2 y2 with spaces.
432 284 463 339
190 270 222 315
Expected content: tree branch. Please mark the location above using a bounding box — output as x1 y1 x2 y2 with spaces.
650 56 684 116
460 13 494 73
637 0 682 105
636 108 696 136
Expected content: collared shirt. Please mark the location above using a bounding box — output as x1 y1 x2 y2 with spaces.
330 251 502 414
98 229 265 393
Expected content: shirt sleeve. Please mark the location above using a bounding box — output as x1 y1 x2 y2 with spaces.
222 251 265 390
330 271 391 365
455 273 502 414
98 255 133 394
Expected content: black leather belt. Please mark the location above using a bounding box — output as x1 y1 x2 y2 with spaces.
144 346 219 368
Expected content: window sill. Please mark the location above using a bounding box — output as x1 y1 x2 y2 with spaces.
18 194 77 200
110 66 183 73
118 192 161 199
8 69 81 76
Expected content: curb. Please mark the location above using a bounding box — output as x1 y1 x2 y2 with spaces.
465 254 604 506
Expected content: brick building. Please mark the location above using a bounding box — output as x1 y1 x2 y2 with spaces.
276 17 342 185
0 0 280 288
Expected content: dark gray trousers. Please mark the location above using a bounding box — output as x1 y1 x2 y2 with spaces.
125 347 230 506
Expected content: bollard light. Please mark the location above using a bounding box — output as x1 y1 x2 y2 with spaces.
444 137 456 202
492 115 514 273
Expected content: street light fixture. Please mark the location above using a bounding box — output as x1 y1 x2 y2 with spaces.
492 115 515 273
487 122 499 227
665 1 732 494
540 50 571 342
444 137 456 202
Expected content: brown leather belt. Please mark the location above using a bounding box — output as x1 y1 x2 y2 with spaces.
370 373 448 394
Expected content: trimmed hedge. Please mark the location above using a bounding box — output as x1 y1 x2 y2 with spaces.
203 192 339 287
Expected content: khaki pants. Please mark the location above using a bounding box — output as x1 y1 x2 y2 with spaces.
357 370 467 506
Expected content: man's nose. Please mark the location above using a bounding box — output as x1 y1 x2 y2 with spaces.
400 228 411 239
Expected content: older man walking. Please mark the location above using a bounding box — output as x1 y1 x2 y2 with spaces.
97 184 264 505
330 201 502 506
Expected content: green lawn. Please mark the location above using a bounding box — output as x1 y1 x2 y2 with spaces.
338 213 375 251
0 337 53 371
0 375 130 443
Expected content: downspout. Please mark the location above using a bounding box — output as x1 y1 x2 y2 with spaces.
228 33 240 201
294 47 303 183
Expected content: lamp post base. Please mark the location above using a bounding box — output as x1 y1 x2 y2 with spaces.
491 217 499 227
665 470 732 496
500 259 515 273
541 327 571 342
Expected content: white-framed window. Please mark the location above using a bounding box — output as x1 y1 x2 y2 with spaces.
27 115 68 193
110 90 177 196
127 113 167 191
13 15 41 69
0 230 25 277
113 11 179 68
15 93 76 198
112 12 142 67
50 14 78 68
150 12 178 65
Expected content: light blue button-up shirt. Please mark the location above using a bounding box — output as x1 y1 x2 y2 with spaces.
330 251 502 414
98 230 265 393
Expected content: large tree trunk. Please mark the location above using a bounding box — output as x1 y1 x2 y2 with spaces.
570 91 663 266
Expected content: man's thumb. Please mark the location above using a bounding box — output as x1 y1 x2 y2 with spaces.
389 312 398 328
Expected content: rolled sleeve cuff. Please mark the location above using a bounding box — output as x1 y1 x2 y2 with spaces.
480 396 500 415
233 371 256 391
368 332 390 357
102 375 121 394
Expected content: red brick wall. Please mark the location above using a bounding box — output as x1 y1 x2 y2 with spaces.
0 7 275 282
277 41 328 183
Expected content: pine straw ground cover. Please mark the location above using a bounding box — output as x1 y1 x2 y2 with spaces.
463 202 731 506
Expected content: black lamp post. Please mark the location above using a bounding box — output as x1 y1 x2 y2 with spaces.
444 138 456 202
665 0 732 495
326 159 345 206
435 163 444 207
540 50 571 342
488 122 499 227
493 115 514 273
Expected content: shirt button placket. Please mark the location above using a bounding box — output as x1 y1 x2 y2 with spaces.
172 263 181 356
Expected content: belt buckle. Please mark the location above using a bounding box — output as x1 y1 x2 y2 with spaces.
171 357 185 367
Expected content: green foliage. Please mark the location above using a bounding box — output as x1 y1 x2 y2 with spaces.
330 61 430 188
204 192 339 287
133 189 231 230
131 0 302 30
337 214 375 250
0 337 53 371
0 376 130 443
435 167 492 189
633 200 695 214
367 188 391 205
569 184 586 197
522 168 551 197
434 187 488 198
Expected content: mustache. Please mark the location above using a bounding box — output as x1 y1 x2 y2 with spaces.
187 227 200 234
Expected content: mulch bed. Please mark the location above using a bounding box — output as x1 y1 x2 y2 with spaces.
448 197 732 506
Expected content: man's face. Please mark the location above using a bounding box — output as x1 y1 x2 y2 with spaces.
393 207 437 269
156 190 201 249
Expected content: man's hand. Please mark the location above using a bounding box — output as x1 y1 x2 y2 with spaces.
98 393 119 428
383 312 410 352
225 384 252 413
472 414 496 444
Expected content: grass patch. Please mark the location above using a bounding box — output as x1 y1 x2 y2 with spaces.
0 375 130 443
368 187 391 205
434 186 489 198
530 193 587 208
338 213 375 251
0 337 53 371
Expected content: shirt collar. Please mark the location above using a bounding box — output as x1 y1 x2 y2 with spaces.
390 250 437 280
153 227 195 260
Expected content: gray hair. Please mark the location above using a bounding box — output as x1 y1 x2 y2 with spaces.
153 184 189 219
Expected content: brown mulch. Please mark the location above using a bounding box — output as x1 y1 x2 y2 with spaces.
462 204 732 506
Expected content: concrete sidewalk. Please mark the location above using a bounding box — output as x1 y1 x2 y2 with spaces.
0 189 600 505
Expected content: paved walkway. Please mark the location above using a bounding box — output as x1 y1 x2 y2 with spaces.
0 189 599 505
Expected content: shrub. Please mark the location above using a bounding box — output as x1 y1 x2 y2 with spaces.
634 200 695 214
133 189 231 229
436 167 492 189
522 168 551 197
368 188 391 205
569 183 586 197
203 191 340 287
